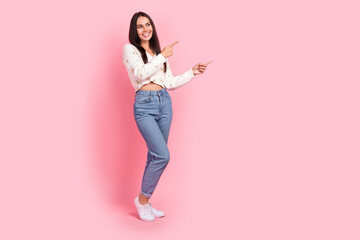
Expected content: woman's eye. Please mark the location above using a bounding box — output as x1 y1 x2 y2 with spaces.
138 23 150 29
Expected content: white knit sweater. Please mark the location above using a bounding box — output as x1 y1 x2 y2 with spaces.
122 43 195 92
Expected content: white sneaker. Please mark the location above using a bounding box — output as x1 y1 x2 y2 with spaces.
148 203 165 218
134 196 155 221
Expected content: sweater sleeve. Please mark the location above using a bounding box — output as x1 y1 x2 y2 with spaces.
122 44 166 81
163 59 195 90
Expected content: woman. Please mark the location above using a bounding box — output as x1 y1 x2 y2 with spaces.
122 11 212 221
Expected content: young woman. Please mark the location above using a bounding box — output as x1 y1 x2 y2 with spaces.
122 11 212 221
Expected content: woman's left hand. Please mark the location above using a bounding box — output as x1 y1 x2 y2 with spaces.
192 60 213 76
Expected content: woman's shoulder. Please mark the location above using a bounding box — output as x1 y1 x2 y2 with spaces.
123 43 139 51
123 43 141 60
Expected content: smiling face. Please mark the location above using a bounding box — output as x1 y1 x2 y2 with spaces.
136 16 153 43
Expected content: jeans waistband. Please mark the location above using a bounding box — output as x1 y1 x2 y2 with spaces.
135 87 167 96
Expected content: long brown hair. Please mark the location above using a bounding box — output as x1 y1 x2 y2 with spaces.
128 12 167 73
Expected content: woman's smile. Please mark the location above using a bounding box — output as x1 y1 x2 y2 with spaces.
142 32 151 37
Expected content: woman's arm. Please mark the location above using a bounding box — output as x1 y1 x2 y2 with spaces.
122 44 166 81
163 59 195 90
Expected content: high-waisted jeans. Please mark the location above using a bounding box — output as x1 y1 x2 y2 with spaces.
133 88 173 199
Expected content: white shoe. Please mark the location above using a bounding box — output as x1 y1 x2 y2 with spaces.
134 196 155 222
148 203 165 218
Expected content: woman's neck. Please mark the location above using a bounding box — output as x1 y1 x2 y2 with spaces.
140 41 150 50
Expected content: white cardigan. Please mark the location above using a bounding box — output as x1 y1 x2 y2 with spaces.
122 43 195 92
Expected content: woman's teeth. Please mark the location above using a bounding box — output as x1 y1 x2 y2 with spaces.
142 32 150 37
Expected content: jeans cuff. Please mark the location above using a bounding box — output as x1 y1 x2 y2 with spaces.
140 190 152 199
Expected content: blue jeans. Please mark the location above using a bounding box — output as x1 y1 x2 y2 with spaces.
133 88 173 199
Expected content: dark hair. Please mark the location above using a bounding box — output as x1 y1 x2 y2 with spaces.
128 11 167 73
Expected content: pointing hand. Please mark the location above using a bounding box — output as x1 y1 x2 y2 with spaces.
192 60 213 76
161 41 179 58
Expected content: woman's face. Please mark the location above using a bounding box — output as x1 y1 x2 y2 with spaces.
136 16 153 42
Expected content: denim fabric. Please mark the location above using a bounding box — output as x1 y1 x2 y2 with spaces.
133 88 173 199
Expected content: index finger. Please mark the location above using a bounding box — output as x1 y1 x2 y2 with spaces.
204 60 213 66
169 41 179 47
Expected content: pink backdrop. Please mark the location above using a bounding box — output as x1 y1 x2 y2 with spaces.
1 0 359 239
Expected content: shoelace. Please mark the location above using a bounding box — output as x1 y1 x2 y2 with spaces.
148 203 161 213
139 204 152 216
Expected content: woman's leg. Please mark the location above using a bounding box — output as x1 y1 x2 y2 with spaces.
134 89 173 203
135 113 170 199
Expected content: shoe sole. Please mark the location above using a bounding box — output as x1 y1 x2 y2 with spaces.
152 213 165 218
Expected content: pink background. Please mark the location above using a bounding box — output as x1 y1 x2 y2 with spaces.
1 0 359 239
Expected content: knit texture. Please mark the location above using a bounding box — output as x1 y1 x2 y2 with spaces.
122 43 195 92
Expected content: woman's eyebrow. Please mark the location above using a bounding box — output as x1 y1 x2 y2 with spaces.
137 21 150 26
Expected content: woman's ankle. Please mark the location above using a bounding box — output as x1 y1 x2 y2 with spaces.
138 193 149 205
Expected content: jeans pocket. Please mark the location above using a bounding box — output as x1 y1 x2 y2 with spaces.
135 95 152 104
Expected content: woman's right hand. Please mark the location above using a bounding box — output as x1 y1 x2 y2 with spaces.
161 41 179 58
